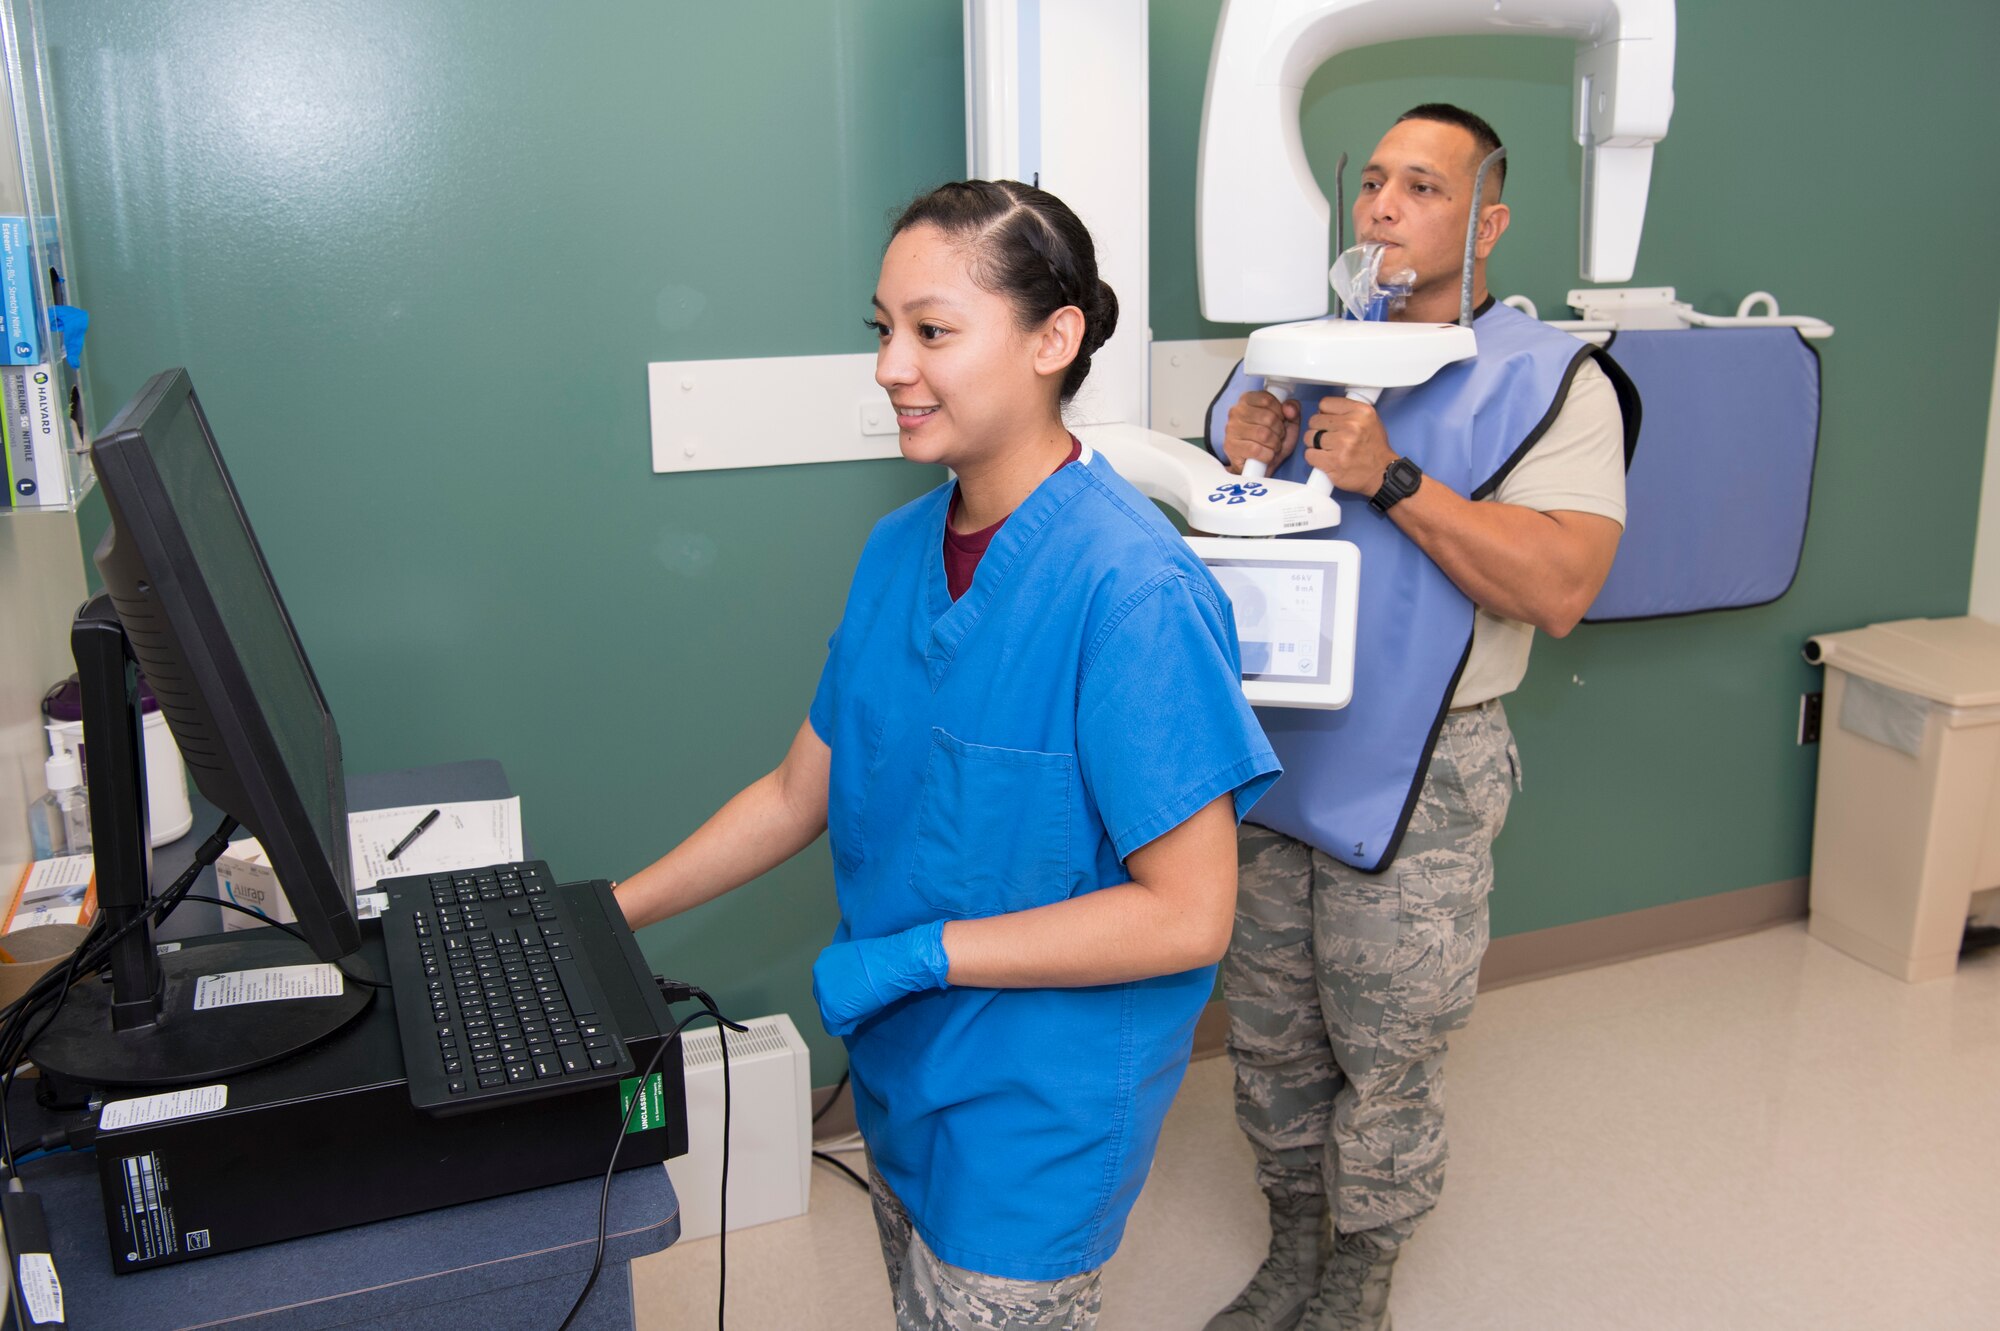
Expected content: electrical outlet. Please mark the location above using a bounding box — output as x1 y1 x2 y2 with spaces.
1798 691 1823 745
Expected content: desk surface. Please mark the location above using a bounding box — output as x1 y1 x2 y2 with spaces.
19 761 677 1330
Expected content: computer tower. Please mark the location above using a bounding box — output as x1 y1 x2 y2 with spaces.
80 885 686 1272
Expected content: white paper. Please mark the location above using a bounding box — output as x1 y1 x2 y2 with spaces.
19 854 92 902
346 798 524 889
356 891 388 920
192 964 344 1010
100 1084 228 1131
17 1252 61 1324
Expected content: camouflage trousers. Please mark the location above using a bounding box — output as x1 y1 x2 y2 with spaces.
1222 699 1520 1246
869 1161 1104 1330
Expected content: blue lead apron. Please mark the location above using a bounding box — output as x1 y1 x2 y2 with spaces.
1206 301 1639 871
1583 327 1816 621
808 446 1280 1279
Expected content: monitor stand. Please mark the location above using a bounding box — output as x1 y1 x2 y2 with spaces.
29 598 370 1089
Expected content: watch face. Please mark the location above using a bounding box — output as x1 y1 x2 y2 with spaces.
1389 459 1421 491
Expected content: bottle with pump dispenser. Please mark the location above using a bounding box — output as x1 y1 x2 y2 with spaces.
28 749 90 859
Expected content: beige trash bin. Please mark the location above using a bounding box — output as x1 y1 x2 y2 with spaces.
1802 617 2000 981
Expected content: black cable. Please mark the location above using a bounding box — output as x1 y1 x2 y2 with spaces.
812 1067 849 1125
2 815 236 1163
0 917 101 1176
712 991 734 1331
812 1150 869 1192
177 895 391 988
0 815 238 1177
556 1021 678 1331
0 818 222 1030
557 985 745 1331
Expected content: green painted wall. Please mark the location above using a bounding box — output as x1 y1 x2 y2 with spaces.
49 0 962 1076
42 1 2000 1077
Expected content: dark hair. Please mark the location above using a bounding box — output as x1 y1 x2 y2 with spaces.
890 179 1119 402
1396 103 1506 199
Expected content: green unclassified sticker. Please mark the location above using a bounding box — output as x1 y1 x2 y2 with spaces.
618 1073 665 1134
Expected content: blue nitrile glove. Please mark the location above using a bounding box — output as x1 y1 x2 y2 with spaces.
812 920 951 1036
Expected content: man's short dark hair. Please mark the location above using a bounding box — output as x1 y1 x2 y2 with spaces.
1396 103 1506 199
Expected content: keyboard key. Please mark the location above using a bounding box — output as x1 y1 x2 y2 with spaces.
553 957 599 1015
532 1055 559 1079
589 1049 617 1069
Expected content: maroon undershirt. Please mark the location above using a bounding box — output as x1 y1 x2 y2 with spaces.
944 437 1082 601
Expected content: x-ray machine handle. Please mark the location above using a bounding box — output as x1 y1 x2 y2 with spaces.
1239 381 1382 497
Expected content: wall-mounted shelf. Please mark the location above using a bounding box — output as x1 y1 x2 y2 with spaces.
0 0 91 517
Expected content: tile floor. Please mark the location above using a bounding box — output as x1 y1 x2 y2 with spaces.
631 924 2000 1330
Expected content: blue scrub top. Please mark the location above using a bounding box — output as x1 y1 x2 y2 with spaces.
809 443 1280 1280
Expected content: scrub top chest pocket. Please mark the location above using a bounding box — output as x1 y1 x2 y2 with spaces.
910 727 1073 918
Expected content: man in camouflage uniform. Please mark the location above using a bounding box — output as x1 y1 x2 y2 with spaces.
1217 705 1518 1331
1204 104 1632 1331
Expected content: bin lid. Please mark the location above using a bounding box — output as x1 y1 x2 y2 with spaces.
1805 616 2000 707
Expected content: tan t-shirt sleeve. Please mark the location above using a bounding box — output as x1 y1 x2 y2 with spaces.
1496 357 1632 523
1453 355 1629 708
1489 357 1627 522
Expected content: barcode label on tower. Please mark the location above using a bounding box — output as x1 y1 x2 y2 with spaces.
117 1152 179 1264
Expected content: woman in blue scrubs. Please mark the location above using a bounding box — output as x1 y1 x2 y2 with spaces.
618 180 1279 1330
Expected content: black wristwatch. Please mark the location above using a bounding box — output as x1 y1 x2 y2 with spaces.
1368 457 1424 515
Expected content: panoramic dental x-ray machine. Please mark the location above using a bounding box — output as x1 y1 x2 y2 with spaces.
964 0 1674 709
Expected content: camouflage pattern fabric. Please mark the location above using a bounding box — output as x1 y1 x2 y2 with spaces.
870 1161 1105 1330
1222 700 1520 1245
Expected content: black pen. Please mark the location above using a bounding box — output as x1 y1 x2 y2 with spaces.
386 808 441 861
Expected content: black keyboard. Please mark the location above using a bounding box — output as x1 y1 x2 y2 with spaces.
380 860 637 1115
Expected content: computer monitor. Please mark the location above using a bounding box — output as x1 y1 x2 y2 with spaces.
31 369 370 1087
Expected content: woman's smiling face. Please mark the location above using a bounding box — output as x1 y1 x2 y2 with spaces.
868 222 1057 471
